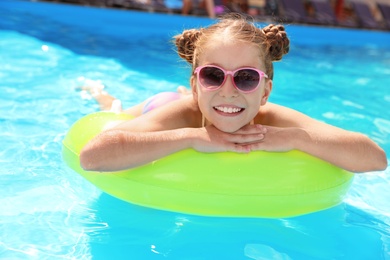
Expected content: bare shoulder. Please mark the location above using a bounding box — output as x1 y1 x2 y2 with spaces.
114 95 201 132
258 102 319 127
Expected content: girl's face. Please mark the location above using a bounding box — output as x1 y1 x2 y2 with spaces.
192 40 272 133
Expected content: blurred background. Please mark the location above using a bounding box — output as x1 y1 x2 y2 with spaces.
38 0 390 30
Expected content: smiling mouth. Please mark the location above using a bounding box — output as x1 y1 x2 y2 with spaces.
213 106 244 114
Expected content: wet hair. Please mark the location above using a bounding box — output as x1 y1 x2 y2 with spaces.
174 13 290 80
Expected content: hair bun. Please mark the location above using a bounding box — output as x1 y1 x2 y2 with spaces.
262 24 290 61
174 29 202 64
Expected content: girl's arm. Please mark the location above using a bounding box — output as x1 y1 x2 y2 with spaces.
254 103 387 173
80 98 195 171
80 127 196 171
80 97 266 171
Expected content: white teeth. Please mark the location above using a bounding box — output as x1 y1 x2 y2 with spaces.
214 106 243 113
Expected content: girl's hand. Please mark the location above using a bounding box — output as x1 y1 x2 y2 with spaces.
245 126 300 152
191 124 301 154
191 124 267 153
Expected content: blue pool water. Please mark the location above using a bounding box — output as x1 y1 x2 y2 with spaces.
1 0 389 259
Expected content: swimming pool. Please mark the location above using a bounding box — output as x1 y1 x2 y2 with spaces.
1 0 389 259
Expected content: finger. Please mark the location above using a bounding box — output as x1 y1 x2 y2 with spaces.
246 142 266 151
228 144 251 153
226 133 265 144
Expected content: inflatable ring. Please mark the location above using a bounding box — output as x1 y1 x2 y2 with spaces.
62 112 354 218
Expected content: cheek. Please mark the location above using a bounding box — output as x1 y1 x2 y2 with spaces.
196 88 215 116
247 90 263 114
196 90 207 109
251 98 262 115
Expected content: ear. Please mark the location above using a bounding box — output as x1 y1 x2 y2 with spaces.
190 75 198 101
261 79 272 105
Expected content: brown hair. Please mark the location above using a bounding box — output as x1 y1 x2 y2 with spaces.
174 13 290 80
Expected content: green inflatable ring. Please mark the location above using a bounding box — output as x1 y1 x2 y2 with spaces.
62 111 354 218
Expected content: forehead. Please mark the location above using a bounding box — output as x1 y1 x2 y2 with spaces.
197 39 264 70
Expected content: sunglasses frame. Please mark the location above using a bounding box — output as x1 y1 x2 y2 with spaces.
194 65 268 93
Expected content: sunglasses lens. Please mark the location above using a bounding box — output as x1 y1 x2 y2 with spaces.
234 69 260 92
199 67 225 89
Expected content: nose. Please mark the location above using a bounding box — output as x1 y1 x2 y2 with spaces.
218 75 239 98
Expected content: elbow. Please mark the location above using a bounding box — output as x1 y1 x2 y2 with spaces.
359 151 388 173
344 134 388 173
79 130 130 172
80 146 100 171
79 133 110 172
375 148 388 171
367 135 388 172
356 138 388 173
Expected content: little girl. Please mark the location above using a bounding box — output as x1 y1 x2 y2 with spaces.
79 14 387 173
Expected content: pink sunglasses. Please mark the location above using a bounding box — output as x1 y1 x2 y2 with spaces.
194 65 268 93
